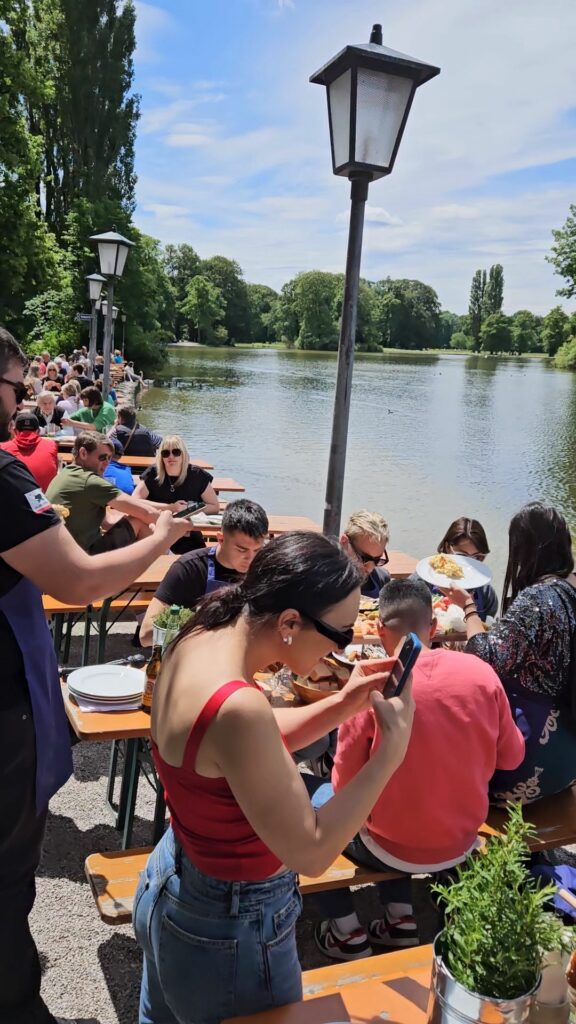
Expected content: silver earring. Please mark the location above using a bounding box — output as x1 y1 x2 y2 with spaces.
283 635 293 646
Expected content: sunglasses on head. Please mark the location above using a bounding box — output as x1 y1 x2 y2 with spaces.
0 376 28 404
351 540 389 566
297 610 355 650
161 448 182 458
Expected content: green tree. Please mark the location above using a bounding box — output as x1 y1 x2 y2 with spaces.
333 277 380 351
548 204 576 298
438 311 462 349
468 269 486 345
511 310 540 353
373 278 441 349
541 305 570 356
483 263 504 316
291 271 339 350
553 336 576 370
266 279 298 345
163 243 201 340
479 312 513 353
450 331 475 351
180 275 226 344
246 283 279 342
200 256 249 343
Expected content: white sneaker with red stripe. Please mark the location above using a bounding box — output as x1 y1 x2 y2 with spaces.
368 909 419 948
315 919 373 961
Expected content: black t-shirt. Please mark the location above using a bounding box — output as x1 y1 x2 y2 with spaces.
140 464 213 504
114 423 160 457
156 548 241 609
0 452 59 705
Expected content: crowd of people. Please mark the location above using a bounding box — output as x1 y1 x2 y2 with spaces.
1 323 576 1024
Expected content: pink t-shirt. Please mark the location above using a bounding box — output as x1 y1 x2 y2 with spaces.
332 647 525 866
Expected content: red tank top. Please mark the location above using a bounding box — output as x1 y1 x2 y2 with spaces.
151 680 283 881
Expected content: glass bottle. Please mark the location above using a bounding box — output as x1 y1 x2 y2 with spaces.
141 644 162 713
162 604 182 652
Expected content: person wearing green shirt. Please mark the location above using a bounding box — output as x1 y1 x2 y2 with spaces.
61 386 115 433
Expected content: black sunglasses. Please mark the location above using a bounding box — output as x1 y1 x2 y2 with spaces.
0 376 28 404
297 610 354 650
351 541 389 566
161 448 182 458
97 453 112 462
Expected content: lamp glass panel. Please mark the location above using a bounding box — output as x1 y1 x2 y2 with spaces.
355 68 413 168
328 69 351 168
88 278 104 301
97 241 119 276
115 244 130 277
101 302 108 317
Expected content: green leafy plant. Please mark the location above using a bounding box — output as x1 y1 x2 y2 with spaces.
433 803 568 1000
153 606 192 630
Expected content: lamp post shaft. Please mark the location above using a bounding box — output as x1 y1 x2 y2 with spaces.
322 176 369 536
88 299 98 368
102 280 114 401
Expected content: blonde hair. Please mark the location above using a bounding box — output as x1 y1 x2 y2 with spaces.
156 434 190 487
62 379 81 397
345 510 390 547
45 361 59 374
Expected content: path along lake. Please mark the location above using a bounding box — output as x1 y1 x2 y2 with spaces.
139 347 576 593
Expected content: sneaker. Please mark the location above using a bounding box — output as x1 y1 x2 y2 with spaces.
315 919 373 961
368 910 419 949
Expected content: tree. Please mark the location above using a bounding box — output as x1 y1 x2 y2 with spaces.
548 204 576 298
541 306 570 357
290 271 339 350
553 336 576 370
163 243 201 340
246 283 279 342
468 269 486 346
450 331 475 351
511 310 540 353
180 275 226 344
200 256 249 343
479 312 513 353
373 278 441 349
483 264 504 316
438 311 462 349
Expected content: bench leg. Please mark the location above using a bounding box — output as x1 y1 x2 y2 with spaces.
119 739 141 850
96 598 112 663
51 613 64 657
62 613 75 664
81 607 92 666
106 740 121 811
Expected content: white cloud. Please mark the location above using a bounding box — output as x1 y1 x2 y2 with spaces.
134 2 174 64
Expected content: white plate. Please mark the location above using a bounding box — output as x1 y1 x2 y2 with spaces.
333 644 384 667
416 553 492 591
68 687 141 703
66 665 144 700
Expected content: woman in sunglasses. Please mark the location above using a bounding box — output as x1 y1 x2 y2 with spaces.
134 531 414 1024
435 516 497 621
133 434 219 554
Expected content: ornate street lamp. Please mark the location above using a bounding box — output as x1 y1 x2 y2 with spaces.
310 25 440 535
89 229 134 397
86 273 106 369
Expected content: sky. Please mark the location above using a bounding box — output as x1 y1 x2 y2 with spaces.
132 0 576 315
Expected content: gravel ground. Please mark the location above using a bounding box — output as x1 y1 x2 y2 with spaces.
30 626 508 1022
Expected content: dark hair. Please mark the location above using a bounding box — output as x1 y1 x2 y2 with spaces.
73 431 112 456
379 578 432 628
438 517 490 556
0 326 27 377
72 362 85 374
117 405 137 428
80 386 103 408
502 502 574 609
222 499 269 539
174 531 362 643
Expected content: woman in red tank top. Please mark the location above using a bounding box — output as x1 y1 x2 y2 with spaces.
134 531 414 1024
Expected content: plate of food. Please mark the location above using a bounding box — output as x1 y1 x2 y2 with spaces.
416 553 492 590
353 597 380 639
292 657 352 703
332 643 385 667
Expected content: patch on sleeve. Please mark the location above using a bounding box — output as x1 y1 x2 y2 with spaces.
24 487 52 513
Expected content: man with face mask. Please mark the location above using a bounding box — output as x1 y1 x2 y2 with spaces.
0 327 196 1024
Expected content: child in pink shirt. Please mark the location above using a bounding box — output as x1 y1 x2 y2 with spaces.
313 578 524 962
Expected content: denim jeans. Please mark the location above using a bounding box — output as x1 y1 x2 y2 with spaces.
133 828 303 1024
303 775 412 919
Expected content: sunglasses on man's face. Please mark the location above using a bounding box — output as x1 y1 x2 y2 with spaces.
161 448 182 458
351 541 389 566
97 453 112 462
297 610 355 651
0 376 28 404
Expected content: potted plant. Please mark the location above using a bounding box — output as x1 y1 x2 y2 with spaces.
152 605 192 650
428 803 569 1024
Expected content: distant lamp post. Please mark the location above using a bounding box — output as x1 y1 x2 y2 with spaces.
310 25 440 535
100 301 119 364
121 313 127 359
89 229 134 398
86 273 106 369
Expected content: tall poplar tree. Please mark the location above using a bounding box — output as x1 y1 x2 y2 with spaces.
483 264 504 316
468 269 485 345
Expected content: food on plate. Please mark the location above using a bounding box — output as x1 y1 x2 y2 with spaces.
345 644 384 662
51 503 69 520
298 657 351 692
429 553 465 580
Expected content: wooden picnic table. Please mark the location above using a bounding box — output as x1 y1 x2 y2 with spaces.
225 944 433 1024
57 451 214 471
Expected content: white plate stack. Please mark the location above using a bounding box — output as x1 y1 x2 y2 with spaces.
67 665 144 712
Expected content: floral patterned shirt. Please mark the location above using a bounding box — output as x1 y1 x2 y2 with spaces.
467 580 576 699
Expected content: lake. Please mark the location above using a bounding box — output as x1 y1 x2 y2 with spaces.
138 346 576 593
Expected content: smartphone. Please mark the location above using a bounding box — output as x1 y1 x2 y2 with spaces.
391 632 422 696
172 501 208 520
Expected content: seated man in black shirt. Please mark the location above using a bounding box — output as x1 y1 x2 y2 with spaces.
140 498 269 646
341 509 391 599
109 404 162 456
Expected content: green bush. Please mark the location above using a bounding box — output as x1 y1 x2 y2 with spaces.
553 336 576 369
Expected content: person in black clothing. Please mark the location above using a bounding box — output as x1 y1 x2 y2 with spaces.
33 391 65 433
109 405 161 456
341 509 391 599
435 516 498 621
133 433 219 554
140 498 269 645
66 361 92 390
0 325 194 1024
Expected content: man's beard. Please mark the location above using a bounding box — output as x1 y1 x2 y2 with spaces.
0 398 13 442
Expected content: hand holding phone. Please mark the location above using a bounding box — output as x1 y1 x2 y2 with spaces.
171 501 207 520
388 632 422 696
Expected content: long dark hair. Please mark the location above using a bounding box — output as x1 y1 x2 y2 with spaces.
438 517 490 555
173 531 362 647
502 502 574 610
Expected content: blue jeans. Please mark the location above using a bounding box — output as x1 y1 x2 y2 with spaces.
303 776 412 918
134 828 303 1024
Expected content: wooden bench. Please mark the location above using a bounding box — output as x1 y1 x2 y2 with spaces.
44 592 150 664
84 848 400 925
484 784 576 851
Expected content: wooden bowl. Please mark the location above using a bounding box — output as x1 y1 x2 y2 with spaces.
291 677 338 704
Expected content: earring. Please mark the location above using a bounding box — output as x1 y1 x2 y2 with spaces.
283 635 293 646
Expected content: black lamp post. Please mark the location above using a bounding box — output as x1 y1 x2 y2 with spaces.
89 229 134 399
121 313 127 359
310 25 440 535
86 273 106 370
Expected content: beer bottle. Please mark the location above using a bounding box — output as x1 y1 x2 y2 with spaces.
141 644 162 713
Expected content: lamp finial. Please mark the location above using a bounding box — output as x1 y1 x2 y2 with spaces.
369 24 383 45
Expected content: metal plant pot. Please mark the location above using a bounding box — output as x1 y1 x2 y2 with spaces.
427 934 540 1024
152 625 167 648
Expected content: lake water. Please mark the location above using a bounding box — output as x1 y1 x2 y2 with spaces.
138 347 576 593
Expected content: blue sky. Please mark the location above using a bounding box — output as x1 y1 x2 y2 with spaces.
133 0 576 315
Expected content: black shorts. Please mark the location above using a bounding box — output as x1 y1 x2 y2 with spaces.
89 518 136 554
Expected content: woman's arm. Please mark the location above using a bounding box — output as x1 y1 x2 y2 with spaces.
133 477 150 500
217 682 414 877
200 483 219 514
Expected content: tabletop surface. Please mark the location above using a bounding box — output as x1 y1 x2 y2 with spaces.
62 681 151 741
